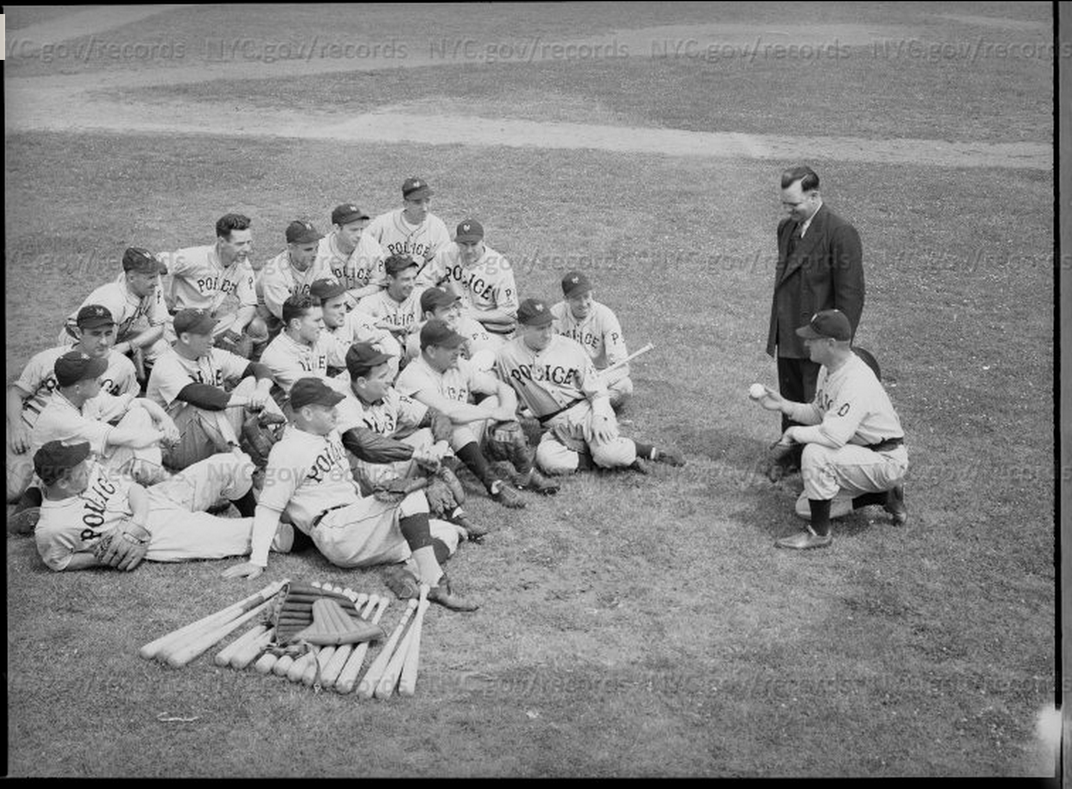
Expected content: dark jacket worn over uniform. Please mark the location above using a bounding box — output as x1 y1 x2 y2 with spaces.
766 203 865 360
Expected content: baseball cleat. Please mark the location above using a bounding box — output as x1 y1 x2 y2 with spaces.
427 573 479 612
489 480 525 509
451 512 488 541
7 506 41 536
775 530 833 550
884 484 908 526
654 447 686 467
517 468 559 495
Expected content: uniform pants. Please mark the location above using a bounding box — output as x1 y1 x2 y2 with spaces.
800 443 908 502
536 400 637 475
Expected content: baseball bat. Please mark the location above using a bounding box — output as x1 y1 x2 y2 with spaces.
213 624 266 667
335 597 390 694
357 598 418 700
397 586 431 697
132 346 147 384
319 593 372 689
164 599 275 668
140 579 286 661
601 342 653 376
303 644 336 687
233 628 275 671
375 586 429 699
287 650 317 683
273 653 296 677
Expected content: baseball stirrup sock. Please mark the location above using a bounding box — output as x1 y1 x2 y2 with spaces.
229 488 258 517
399 512 435 550
455 441 496 489
809 499 832 537
632 440 656 461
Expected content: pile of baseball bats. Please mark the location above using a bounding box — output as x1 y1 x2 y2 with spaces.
138 578 432 698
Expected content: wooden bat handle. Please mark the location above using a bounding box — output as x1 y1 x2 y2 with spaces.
601 342 653 375
320 595 374 689
335 598 389 694
165 600 274 668
397 586 430 697
214 624 266 667
357 598 417 699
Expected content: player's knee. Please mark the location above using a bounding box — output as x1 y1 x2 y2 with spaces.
800 442 828 470
536 441 577 475
399 489 431 517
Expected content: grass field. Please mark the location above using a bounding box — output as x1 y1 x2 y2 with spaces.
4 2 1059 778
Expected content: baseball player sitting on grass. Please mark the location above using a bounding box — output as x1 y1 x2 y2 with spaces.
8 305 140 507
312 277 401 379
397 319 558 506
432 219 520 339
752 309 908 550
58 248 171 384
334 342 485 540
496 298 685 475
146 307 284 471
366 177 452 289
355 254 426 351
551 271 634 411
221 377 478 612
32 440 293 572
160 213 268 359
259 293 348 402
258 220 328 340
316 203 388 305
404 287 500 373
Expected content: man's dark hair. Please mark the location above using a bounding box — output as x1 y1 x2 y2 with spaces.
282 293 319 326
216 213 252 239
781 166 820 192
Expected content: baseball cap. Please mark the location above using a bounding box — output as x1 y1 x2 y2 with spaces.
285 220 323 244
420 318 466 350
402 177 433 200
290 377 346 410
172 308 218 336
331 203 370 226
122 247 167 275
34 440 91 486
561 271 592 298
54 351 108 387
420 287 461 314
384 254 418 278
346 342 394 378
454 219 484 243
76 304 115 329
309 278 348 303
796 309 852 341
517 297 553 327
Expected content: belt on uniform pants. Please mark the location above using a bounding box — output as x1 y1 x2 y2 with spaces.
537 398 586 425
866 436 905 452
311 503 349 528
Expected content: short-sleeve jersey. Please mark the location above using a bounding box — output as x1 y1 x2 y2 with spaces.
160 243 257 319
13 348 138 427
60 275 168 344
334 385 427 438
395 354 498 406
260 332 347 394
146 346 250 408
355 289 424 337
316 232 387 294
550 300 629 372
259 249 327 320
366 208 452 280
495 334 605 418
31 390 134 457
434 243 519 320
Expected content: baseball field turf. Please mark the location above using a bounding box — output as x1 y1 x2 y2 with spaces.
4 2 1060 778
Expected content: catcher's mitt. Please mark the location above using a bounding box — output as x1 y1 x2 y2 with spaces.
424 466 465 516
484 419 533 470
93 523 151 571
372 475 429 504
240 412 285 468
268 581 384 647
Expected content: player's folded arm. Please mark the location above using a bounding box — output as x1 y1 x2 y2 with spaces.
242 362 275 382
175 382 232 411
340 426 415 464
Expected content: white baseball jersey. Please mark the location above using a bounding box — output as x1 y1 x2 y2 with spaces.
366 209 451 285
260 332 347 394
146 346 250 410
335 385 427 437
59 274 169 346
434 243 520 322
31 389 136 458
404 313 501 367
13 347 138 428
316 232 387 294
355 289 424 337
396 354 498 406
787 354 905 447
160 244 257 326
495 335 605 418
550 300 629 373
328 309 396 349
259 249 328 321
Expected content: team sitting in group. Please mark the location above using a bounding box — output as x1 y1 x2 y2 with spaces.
7 176 685 611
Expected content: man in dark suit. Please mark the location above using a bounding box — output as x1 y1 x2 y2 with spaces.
766 166 865 479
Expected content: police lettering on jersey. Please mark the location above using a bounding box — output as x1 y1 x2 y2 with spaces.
78 473 118 537
195 275 242 297
306 439 350 485
558 327 601 352
386 240 433 261
509 362 581 388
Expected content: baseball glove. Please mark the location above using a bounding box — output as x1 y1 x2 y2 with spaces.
424 466 465 517
268 581 384 647
93 523 151 571
240 412 285 469
484 419 533 470
371 475 429 504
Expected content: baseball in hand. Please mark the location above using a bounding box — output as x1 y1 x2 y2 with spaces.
749 383 766 400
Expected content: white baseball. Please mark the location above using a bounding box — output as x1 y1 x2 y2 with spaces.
749 383 766 400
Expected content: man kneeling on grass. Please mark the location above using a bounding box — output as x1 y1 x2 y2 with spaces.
32 440 292 572
221 377 478 612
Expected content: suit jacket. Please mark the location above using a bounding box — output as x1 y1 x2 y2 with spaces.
766 203 865 359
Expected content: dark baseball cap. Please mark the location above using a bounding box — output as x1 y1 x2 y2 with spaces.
173 308 218 336
76 304 115 329
420 318 466 350
54 351 108 387
34 440 91 486
517 298 553 327
345 342 394 378
122 246 167 275
402 177 433 200
796 309 852 341
331 203 370 226
384 254 418 278
285 220 323 245
561 271 592 298
420 287 461 314
290 377 346 410
454 219 484 243
309 278 348 303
